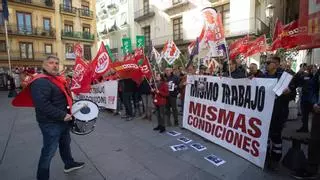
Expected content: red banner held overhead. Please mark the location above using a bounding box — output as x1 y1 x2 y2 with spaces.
229 35 251 60
245 35 267 58
111 58 144 84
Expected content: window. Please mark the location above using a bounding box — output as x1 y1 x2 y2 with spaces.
43 18 51 31
215 3 230 33
63 0 72 7
172 0 182 5
81 1 90 16
0 41 6 52
83 25 90 33
0 11 4 25
16 12 32 34
142 26 150 47
83 24 90 39
84 45 91 60
19 42 33 59
64 22 73 35
44 44 52 54
65 43 75 59
143 0 149 15
173 17 183 41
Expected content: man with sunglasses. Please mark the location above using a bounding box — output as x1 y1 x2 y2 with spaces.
264 56 297 170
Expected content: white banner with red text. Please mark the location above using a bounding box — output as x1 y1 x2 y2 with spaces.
183 75 277 168
74 80 118 109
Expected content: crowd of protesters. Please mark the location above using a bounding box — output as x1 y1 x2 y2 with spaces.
108 56 320 178
4 56 320 179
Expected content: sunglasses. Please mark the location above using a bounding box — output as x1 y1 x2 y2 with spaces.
266 61 275 65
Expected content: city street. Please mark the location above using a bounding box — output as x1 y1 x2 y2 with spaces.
0 91 296 180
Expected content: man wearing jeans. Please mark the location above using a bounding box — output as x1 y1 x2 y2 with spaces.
165 68 179 126
30 56 84 180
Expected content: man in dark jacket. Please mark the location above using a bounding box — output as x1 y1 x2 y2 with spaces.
165 67 180 126
263 56 296 170
224 60 246 78
292 68 320 179
121 78 137 121
30 56 84 180
248 63 264 77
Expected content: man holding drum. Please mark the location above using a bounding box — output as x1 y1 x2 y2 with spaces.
30 56 84 180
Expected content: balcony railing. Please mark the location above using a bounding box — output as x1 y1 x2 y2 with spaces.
0 51 57 61
224 17 269 38
79 8 94 18
134 6 155 22
60 4 77 15
61 30 94 41
0 25 56 38
8 0 55 9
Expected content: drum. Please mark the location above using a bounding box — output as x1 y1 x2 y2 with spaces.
71 99 99 135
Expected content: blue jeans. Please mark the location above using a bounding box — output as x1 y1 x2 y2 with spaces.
37 122 74 180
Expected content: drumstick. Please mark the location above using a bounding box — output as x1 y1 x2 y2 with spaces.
72 103 88 116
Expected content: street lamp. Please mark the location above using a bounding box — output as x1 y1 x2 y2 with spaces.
265 3 275 19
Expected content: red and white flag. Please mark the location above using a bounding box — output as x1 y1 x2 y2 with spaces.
161 40 181 65
91 42 112 80
71 57 92 94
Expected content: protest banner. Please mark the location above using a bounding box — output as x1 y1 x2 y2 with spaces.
183 75 277 168
74 80 118 109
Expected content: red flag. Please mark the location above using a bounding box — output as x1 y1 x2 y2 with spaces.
71 57 92 94
245 35 267 57
91 42 112 80
273 19 283 42
270 20 312 50
134 48 152 80
298 0 320 49
111 58 143 84
229 35 250 59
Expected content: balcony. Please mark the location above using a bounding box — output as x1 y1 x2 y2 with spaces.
79 8 94 19
134 6 155 22
224 17 269 38
0 51 58 61
8 0 55 10
60 4 77 16
61 30 95 42
0 25 56 39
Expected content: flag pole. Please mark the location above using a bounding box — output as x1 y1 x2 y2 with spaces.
225 44 232 77
4 20 11 74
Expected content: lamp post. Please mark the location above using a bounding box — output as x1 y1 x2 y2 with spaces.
265 3 275 39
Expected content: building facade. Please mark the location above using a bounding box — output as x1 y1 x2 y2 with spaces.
0 0 97 71
96 0 269 67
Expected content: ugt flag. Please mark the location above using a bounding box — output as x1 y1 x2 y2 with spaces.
91 42 112 80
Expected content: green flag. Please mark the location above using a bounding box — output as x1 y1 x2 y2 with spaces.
105 44 115 62
122 38 132 54
136 35 145 48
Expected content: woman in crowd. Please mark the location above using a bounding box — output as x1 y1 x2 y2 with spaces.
152 73 169 133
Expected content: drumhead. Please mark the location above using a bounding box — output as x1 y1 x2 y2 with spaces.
72 99 99 122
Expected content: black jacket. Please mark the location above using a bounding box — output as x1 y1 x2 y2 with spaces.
122 78 137 93
138 79 151 95
166 74 179 97
30 78 68 123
